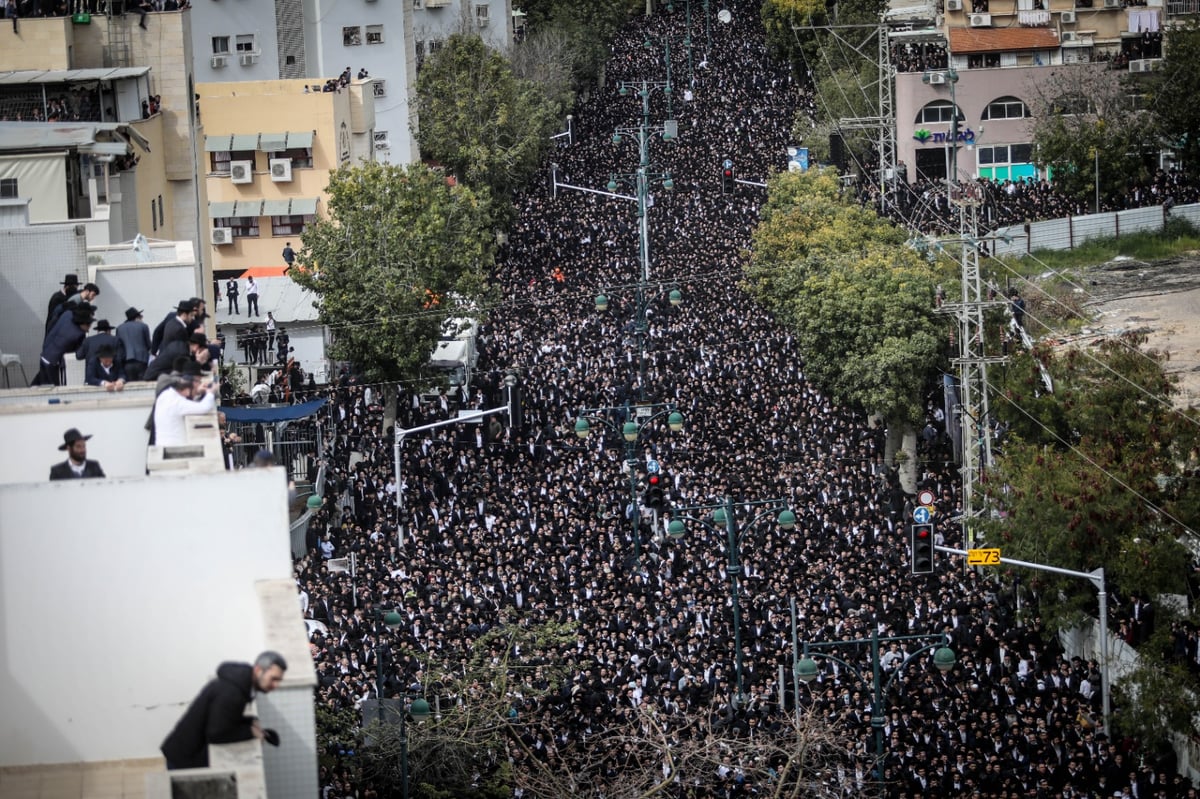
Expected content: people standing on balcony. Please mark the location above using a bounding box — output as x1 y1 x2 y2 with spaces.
246 276 260 317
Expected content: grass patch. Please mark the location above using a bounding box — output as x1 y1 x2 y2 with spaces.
1003 217 1200 274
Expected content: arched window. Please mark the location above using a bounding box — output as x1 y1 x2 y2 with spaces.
982 96 1030 120
915 101 965 125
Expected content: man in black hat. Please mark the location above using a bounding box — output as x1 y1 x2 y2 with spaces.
45 273 79 332
36 304 94 386
76 319 124 366
151 299 196 357
117 307 151 381
85 345 127 391
145 330 208 382
49 427 106 480
46 281 99 334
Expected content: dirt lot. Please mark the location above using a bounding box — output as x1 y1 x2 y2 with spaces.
1073 254 1200 407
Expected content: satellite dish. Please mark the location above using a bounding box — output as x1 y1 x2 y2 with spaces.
717 8 732 23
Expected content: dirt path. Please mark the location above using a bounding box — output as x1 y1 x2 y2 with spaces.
1078 255 1200 407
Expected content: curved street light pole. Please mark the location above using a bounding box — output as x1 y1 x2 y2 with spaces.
797 632 955 785
668 497 796 705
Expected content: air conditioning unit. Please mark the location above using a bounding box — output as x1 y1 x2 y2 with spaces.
374 138 390 150
1060 10 1076 22
230 160 253 183
239 52 259 66
1129 58 1158 72
946 0 962 11
270 158 293 182
1061 30 1079 41
211 227 233 245
969 12 992 26
210 54 229 68
928 72 947 84
1103 0 1120 7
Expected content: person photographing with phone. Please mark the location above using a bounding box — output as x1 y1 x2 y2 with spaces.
151 349 220 447
161 651 286 770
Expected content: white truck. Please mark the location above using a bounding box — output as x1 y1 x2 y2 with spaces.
424 316 478 400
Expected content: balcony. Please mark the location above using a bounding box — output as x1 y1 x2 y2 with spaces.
1166 0 1199 12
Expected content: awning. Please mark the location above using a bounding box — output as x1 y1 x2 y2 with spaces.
208 200 236 218
262 198 292 216
237 266 290 278
290 197 318 215
204 134 233 152
233 199 263 217
286 131 314 148
0 66 151 85
258 132 288 151
230 133 259 151
948 26 1060 53
219 397 327 423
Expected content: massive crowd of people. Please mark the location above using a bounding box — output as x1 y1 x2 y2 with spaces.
288 2 1198 797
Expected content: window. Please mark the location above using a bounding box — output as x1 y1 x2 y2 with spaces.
412 0 422 7
151 198 158 231
976 143 1036 180
268 147 314 169
429 40 444 55
271 215 314 236
1052 93 1092 115
416 40 426 70
373 80 387 98
343 26 362 46
209 150 256 174
915 101 963 125
212 36 230 54
374 130 390 150
475 4 489 24
286 55 297 66
214 216 260 238
158 194 164 228
0 178 16 198
366 24 384 44
982 97 1029 120
236 34 256 53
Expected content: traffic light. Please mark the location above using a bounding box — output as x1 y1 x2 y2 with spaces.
721 159 734 194
643 473 666 513
910 523 934 575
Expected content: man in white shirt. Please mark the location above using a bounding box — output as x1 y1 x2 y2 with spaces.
153 363 219 446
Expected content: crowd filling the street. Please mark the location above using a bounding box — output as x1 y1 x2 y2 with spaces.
28 0 1200 795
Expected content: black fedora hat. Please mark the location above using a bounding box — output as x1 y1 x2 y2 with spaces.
58 428 92 451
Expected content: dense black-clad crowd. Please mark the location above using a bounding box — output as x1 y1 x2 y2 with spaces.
293 2 1199 797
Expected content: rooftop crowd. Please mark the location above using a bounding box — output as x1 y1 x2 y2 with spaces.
286 2 1200 797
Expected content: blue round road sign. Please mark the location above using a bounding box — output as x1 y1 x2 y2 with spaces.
913 507 931 524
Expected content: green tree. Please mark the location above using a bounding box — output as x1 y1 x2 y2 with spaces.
415 34 559 208
746 169 950 430
1027 64 1153 211
290 162 493 388
982 336 1199 627
1148 19 1200 172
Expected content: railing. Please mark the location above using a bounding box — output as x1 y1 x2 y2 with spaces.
1167 0 1200 12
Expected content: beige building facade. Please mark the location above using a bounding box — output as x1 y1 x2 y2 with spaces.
0 11 209 298
198 78 375 274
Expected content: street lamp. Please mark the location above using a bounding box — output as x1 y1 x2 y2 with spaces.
574 403 685 566
795 631 955 784
591 281 682 399
667 496 796 706
373 610 431 799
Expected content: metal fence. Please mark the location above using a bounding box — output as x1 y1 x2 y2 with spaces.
985 202 1196 258
228 414 325 485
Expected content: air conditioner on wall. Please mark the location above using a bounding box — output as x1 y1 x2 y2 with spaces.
211 227 233 245
230 161 253 183
969 12 992 25
1060 10 1076 22
946 0 963 11
928 72 947 84
270 158 293 182
1103 0 1120 8
210 54 228 68
1061 30 1079 41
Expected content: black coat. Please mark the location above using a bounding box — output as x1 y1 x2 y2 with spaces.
161 662 258 769
48 459 106 480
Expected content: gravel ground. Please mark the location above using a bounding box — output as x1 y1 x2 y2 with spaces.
1076 254 1200 407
